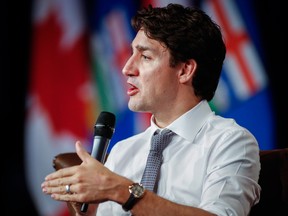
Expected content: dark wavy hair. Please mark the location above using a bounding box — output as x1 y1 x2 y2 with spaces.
131 3 226 101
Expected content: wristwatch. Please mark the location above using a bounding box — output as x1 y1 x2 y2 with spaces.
122 182 145 211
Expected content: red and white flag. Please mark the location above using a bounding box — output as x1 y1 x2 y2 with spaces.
25 0 96 215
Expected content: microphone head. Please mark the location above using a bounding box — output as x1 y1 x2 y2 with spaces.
94 111 116 139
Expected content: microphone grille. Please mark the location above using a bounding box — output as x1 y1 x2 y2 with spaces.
94 111 116 138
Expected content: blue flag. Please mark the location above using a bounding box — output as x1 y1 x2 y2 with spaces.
201 0 275 150
89 0 151 151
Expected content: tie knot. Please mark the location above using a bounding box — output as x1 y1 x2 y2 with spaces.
150 129 174 153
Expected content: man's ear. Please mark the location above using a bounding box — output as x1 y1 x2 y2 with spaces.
179 59 197 83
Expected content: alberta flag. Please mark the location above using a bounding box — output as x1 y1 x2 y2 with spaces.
200 0 275 150
25 0 97 215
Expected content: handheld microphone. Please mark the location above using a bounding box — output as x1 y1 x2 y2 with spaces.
80 111 116 213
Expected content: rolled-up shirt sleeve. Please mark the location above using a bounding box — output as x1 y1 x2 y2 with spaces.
199 129 261 216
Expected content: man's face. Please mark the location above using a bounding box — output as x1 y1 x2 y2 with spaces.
122 29 181 115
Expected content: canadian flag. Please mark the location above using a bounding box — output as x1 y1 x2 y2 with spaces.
25 0 96 215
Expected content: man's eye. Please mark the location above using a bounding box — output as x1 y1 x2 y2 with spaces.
142 55 150 60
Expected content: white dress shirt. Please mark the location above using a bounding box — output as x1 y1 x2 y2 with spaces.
96 100 261 216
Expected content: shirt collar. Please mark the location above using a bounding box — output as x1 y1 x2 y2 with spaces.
150 100 214 142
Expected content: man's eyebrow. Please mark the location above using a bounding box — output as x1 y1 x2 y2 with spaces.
135 44 149 51
134 44 156 53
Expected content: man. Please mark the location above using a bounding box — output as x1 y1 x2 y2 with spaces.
42 3 261 216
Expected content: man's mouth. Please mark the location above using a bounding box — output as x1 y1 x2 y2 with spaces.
127 83 139 96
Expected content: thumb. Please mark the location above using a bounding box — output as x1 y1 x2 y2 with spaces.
75 141 91 164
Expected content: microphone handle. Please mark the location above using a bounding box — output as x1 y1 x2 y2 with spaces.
80 136 111 212
91 136 111 162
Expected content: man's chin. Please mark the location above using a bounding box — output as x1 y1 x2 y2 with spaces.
128 104 145 113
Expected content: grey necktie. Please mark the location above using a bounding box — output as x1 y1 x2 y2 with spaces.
140 129 174 192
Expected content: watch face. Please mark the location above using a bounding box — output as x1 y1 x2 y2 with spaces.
129 183 145 198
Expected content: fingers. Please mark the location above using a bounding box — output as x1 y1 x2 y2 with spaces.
44 165 76 181
42 177 73 194
42 180 83 203
43 184 91 204
45 141 85 181
76 140 92 163
50 191 80 202
42 141 100 204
